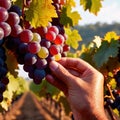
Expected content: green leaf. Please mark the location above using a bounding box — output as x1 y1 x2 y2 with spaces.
65 28 82 49
25 0 57 28
80 0 102 15
93 40 120 67
60 6 81 26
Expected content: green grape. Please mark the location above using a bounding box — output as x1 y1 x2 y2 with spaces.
32 32 41 43
38 47 49 58
54 53 61 61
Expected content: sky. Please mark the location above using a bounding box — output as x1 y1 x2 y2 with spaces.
74 0 120 25
18 0 120 78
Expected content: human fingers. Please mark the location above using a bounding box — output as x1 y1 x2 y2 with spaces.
67 68 81 77
45 74 68 95
58 57 95 73
49 61 78 86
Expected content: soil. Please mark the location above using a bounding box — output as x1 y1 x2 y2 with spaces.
0 92 71 120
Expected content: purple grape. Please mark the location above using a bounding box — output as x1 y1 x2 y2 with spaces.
0 94 3 102
35 58 47 69
0 67 7 79
0 82 6 94
18 43 28 54
0 58 4 66
8 5 22 16
33 69 46 84
40 38 51 48
24 53 37 65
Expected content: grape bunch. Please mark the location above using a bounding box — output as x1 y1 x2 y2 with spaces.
105 89 120 112
0 0 13 102
3 0 70 85
104 70 120 112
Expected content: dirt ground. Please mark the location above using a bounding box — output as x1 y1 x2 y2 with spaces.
0 92 71 120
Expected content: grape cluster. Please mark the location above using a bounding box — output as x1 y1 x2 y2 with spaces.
0 0 12 102
105 89 120 112
3 0 70 85
105 70 120 112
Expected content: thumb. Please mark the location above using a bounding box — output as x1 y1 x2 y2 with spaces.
49 61 76 86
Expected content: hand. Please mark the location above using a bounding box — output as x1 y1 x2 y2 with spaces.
46 57 108 120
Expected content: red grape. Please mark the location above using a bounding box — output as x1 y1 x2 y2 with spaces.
0 22 11 37
0 0 11 10
54 34 65 44
7 12 20 26
20 29 33 43
10 24 23 37
49 45 60 55
28 41 41 54
0 7 8 22
45 31 56 41
48 26 59 35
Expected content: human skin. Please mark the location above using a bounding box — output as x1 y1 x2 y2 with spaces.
46 57 108 120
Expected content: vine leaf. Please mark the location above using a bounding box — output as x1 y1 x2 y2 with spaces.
25 0 57 28
80 0 102 15
104 31 119 43
65 28 82 49
60 6 81 26
66 0 76 7
93 40 120 67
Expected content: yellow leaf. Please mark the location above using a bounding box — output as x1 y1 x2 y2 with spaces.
66 0 76 7
65 27 82 49
104 31 119 42
25 0 58 28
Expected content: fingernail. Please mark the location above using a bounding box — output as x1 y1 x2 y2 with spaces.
49 61 58 71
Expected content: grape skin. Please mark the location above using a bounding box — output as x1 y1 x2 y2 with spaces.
28 41 41 54
0 7 8 22
0 0 11 10
0 22 11 37
20 29 33 43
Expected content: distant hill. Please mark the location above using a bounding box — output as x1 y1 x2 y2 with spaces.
74 22 120 47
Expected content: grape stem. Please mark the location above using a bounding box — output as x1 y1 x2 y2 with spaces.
21 0 26 29
22 0 26 17
106 83 115 100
